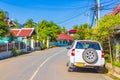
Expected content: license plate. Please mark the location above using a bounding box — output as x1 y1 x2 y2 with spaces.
76 63 84 67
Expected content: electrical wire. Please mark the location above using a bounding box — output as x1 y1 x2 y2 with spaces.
100 0 120 11
90 10 95 27
102 0 120 7
101 0 115 5
101 3 120 11
56 1 91 24
57 10 89 24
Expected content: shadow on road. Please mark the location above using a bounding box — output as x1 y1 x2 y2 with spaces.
73 67 108 74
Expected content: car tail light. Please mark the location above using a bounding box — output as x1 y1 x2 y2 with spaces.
101 50 104 58
71 49 75 56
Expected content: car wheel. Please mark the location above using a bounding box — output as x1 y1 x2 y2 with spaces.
83 48 98 64
68 67 74 72
97 67 105 73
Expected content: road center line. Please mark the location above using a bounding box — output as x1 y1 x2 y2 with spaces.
29 49 64 80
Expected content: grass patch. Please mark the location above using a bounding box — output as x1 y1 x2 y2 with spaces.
114 62 120 68
107 73 120 80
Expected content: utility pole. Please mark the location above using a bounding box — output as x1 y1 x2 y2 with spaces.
95 0 100 21
95 0 100 26
91 0 101 26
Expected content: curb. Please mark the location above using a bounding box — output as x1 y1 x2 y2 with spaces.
0 51 12 60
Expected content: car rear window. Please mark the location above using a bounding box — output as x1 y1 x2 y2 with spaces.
75 41 101 50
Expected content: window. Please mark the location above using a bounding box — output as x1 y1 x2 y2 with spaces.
75 41 101 50
75 42 83 49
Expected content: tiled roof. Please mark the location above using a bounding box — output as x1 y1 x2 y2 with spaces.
106 4 120 16
56 33 73 40
6 29 20 36
112 4 120 15
10 29 20 36
68 29 77 33
7 28 35 37
18 28 34 37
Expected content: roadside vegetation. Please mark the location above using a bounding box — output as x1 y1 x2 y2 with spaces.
0 10 9 37
92 15 120 68
11 47 23 56
0 9 120 68
70 15 120 68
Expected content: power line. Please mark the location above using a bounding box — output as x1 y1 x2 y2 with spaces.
90 10 95 27
101 8 114 10
57 10 89 24
101 3 120 10
102 0 120 7
56 1 91 24
101 0 115 5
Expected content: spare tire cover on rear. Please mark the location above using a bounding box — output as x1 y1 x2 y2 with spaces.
82 48 98 64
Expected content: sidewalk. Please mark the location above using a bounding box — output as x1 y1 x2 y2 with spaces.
0 51 12 60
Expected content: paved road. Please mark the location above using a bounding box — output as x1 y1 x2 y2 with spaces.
0 47 112 80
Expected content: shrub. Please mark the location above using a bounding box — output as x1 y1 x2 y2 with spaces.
114 62 120 68
40 45 47 50
105 53 111 63
11 47 22 56
49 46 54 48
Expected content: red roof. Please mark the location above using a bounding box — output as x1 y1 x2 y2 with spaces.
106 4 120 16
7 28 35 37
68 29 77 33
56 33 73 40
18 28 34 37
7 29 20 36
112 4 120 15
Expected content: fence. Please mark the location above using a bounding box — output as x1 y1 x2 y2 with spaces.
49 42 57 46
0 44 6 52
0 42 26 53
0 41 57 53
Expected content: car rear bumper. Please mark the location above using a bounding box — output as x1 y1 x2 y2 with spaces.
73 62 105 68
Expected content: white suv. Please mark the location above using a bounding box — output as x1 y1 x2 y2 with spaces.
67 40 105 73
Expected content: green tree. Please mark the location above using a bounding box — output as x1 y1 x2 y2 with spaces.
37 20 61 41
61 26 67 34
73 25 79 29
12 20 21 29
72 24 91 40
49 21 61 40
0 10 7 21
92 15 120 43
24 19 36 28
0 21 9 37
92 15 120 63
0 10 9 37
72 34 79 40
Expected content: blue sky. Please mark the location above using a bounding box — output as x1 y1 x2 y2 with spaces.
0 0 120 30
